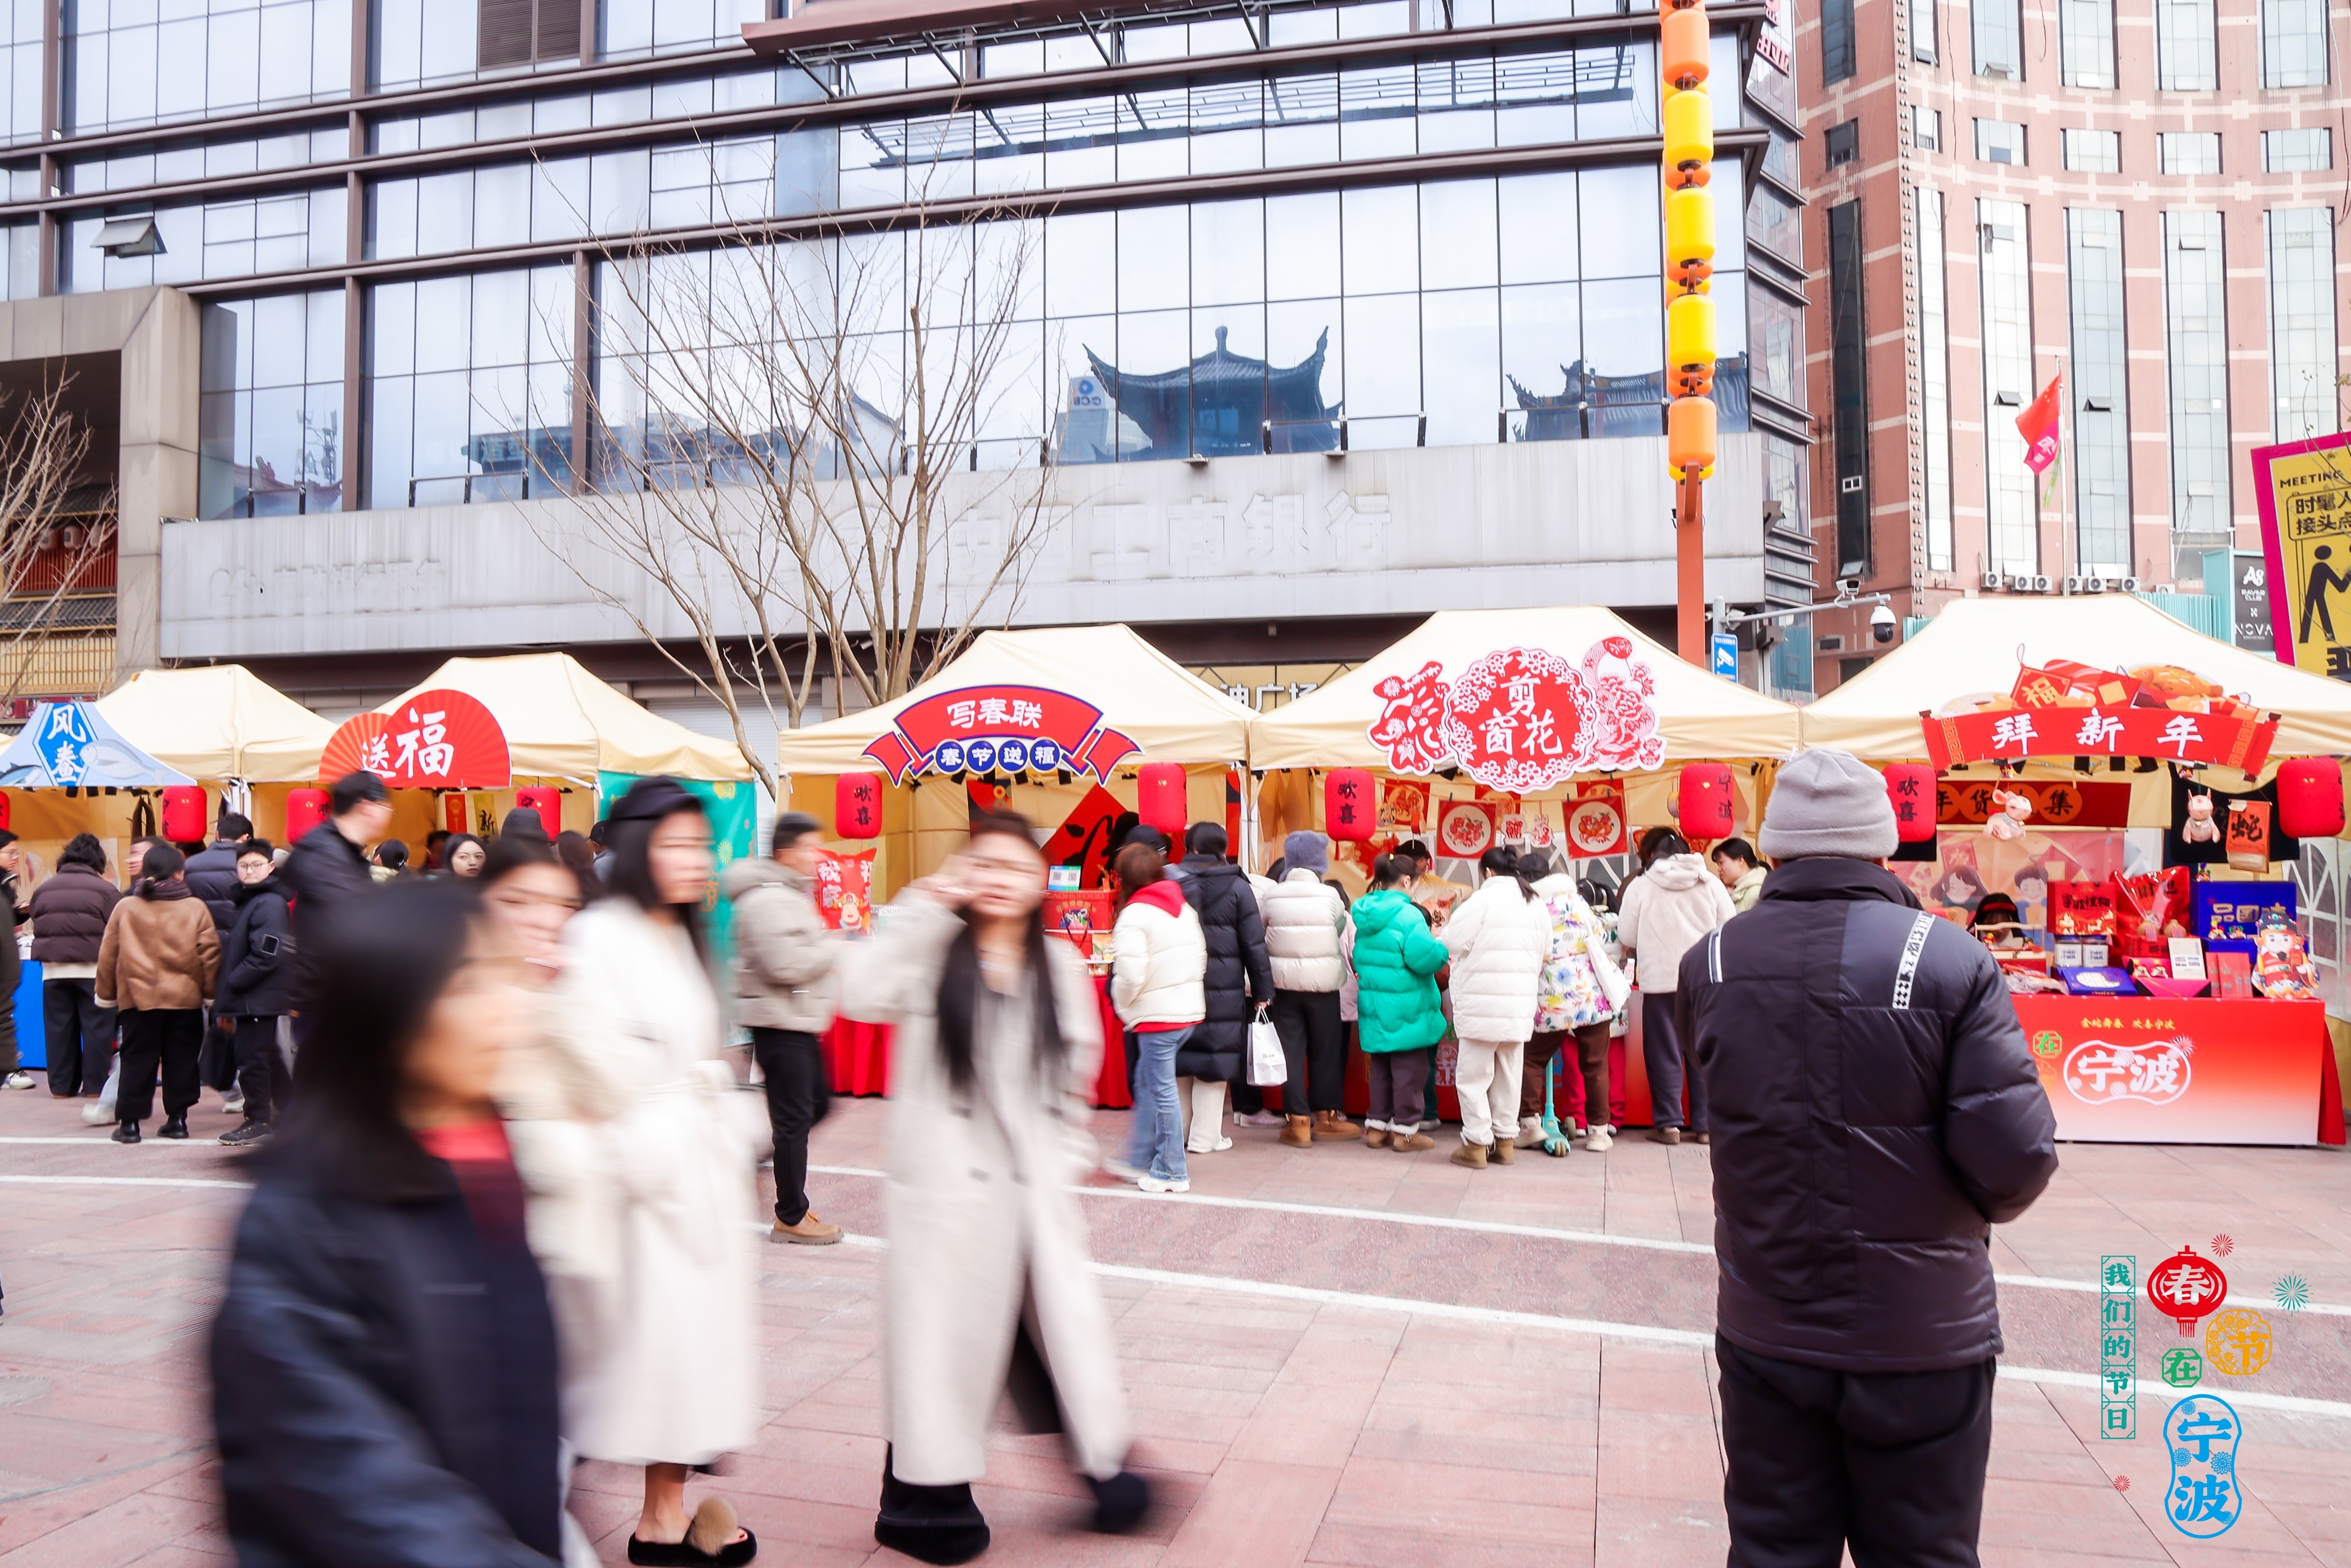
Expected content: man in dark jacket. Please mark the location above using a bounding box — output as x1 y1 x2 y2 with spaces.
217 843 295 1147
29 834 123 1100
183 812 255 930
1177 821 1275 1152
1678 747 2059 1568
284 772 391 1012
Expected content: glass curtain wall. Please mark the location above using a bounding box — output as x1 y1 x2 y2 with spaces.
1978 197 2036 576
2261 0 2328 86
199 292 346 517
1 2 41 144
1973 0 2022 76
2157 0 2217 90
2065 209 2129 576
367 266 575 507
2059 0 2115 87
1916 185 1954 571
2161 210 2228 537
64 0 350 134
2267 207 2336 442
61 186 346 291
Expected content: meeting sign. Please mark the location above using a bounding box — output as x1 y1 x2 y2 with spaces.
2256 431 2351 682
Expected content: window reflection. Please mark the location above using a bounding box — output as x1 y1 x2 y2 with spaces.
64 0 350 135
200 291 345 518
367 266 574 507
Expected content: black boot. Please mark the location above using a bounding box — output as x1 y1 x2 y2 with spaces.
113 1120 141 1144
158 1115 189 1140
1084 1471 1151 1534
875 1445 989 1565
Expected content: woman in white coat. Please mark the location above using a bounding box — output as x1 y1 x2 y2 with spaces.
1441 846 1556 1169
840 811 1151 1565
511 778 762 1567
1107 840 1206 1193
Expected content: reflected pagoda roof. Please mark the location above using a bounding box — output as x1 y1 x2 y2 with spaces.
1085 326 1340 415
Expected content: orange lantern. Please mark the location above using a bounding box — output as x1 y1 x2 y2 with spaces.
1668 395 1717 479
1660 4 1710 90
287 788 330 844
836 773 884 839
1136 762 1188 841
1324 768 1375 841
1678 763 1735 841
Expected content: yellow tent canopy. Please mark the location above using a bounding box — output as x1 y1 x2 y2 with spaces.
775 625 1257 774
1799 595 2351 761
93 664 336 782
242 653 753 783
1248 605 1805 769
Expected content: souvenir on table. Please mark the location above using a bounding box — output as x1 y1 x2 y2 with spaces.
2050 881 2118 938
2251 910 2321 1000
2207 950 2256 998
812 848 875 935
2166 771 2299 868
1042 890 1113 960
2167 937 2208 980
2058 966 2137 996
2193 881 2297 956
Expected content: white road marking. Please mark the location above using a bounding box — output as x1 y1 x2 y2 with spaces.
0 1136 224 1147
0 1173 251 1190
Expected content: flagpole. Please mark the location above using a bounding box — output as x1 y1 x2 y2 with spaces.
2055 349 2074 589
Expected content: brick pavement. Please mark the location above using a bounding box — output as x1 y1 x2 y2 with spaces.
1 1085 2347 1566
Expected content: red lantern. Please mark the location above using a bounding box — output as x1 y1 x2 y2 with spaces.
1136 762 1188 840
1324 768 1375 841
286 788 329 844
1677 763 1735 842
161 785 207 843
512 785 561 839
1884 762 1938 843
0 792 12 831
836 772 883 840
2147 1244 2228 1337
2276 759 2344 839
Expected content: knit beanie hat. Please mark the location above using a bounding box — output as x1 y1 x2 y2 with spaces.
1284 830 1329 874
1757 747 1898 862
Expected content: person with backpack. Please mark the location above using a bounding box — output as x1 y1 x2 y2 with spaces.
1173 822 1272 1155
1440 846 1553 1169
1347 853 1448 1153
217 841 294 1149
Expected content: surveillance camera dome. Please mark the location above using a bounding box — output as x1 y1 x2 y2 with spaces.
1870 603 1898 644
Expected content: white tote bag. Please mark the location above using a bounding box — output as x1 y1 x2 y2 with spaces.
1247 1008 1287 1087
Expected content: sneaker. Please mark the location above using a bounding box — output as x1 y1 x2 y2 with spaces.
1137 1173 1191 1193
219 1119 274 1148
1519 1117 1545 1146
771 1211 845 1245
221 1090 246 1116
1648 1126 1682 1146
1449 1140 1488 1170
1236 1110 1285 1128
1584 1126 1615 1153
1184 1136 1233 1154
1102 1158 1146 1184
3 1071 34 1090
1392 1131 1435 1152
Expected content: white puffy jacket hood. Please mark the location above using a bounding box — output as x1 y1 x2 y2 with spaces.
1441 873 1554 1044
1616 853 1736 994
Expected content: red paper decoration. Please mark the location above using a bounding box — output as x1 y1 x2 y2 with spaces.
1885 762 1937 843
1136 762 1188 840
2147 1245 2228 1337
512 785 561 839
0 793 11 830
285 788 329 844
320 689 512 789
1324 769 1375 841
2277 759 2344 839
1678 763 1735 841
161 785 207 842
835 772 883 839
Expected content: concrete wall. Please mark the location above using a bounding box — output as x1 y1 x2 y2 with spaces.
160 430 1768 659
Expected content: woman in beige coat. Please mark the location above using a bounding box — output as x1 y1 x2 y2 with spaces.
840 811 1151 1565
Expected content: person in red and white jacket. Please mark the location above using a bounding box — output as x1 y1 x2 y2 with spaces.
1109 841 1206 1193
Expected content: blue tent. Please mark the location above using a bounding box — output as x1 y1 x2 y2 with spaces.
0 700 195 789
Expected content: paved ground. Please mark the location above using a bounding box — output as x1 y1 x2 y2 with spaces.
2 1083 2349 1566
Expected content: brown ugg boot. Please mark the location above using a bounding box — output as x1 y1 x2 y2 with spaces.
1315 1110 1363 1140
1280 1115 1314 1148
1449 1140 1488 1169
1364 1127 1391 1149
1392 1130 1435 1152
1491 1136 1516 1165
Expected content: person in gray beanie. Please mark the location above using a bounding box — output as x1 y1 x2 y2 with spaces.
1675 747 2058 1567
1256 830 1359 1146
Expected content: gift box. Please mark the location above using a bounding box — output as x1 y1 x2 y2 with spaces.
2057 966 2138 996
2193 881 2297 958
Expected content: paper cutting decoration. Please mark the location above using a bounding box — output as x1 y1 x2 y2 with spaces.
1580 636 1666 771
1565 783 1628 859
1366 639 1666 787
2148 1245 2229 1337
2273 1274 2311 1313
1367 661 1453 775
2161 1349 2204 1388
1436 800 1497 858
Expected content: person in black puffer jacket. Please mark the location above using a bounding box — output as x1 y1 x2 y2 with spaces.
29 835 124 1098
1676 748 2059 1568
1176 822 1274 1155
217 842 296 1146
183 812 255 931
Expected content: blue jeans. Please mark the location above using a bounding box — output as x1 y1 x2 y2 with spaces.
1126 1025 1192 1182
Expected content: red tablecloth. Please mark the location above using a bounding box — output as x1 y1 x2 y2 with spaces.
823 975 1134 1108
2012 995 2345 1146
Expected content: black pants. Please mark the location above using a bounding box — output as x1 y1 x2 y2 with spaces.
1717 1334 1996 1568
1268 989 1345 1115
231 1015 294 1124
1364 1050 1428 1130
1524 1023 1612 1128
0 937 17 1074
43 978 115 1096
116 1008 204 1125
1642 992 1707 1132
752 1027 831 1226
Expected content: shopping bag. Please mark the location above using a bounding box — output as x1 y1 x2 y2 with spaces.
1247 1009 1286 1087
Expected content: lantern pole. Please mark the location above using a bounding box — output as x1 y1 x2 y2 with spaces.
1660 0 1716 670
1678 466 1706 664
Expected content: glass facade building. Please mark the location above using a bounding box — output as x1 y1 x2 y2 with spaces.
0 0 1806 537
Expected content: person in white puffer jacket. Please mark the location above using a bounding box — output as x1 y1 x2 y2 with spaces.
1441 846 1556 1169
1615 830 1736 1146
1257 831 1360 1149
1109 841 1207 1192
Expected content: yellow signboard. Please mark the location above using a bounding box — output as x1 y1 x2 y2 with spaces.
2255 433 2351 681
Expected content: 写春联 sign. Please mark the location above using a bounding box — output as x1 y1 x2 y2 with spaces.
861 684 1139 783
1366 638 1665 790
321 689 512 789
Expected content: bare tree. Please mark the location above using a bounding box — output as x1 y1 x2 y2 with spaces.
525 149 1063 797
0 374 117 707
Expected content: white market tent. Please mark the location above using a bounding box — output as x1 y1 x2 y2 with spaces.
1799 595 2351 762
94 664 336 782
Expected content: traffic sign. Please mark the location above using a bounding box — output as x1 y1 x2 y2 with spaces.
1710 633 1739 680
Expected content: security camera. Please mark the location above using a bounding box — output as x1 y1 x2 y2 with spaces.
1870 604 1898 644
1836 577 1861 596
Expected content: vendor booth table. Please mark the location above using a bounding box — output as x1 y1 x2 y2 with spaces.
1800 595 2351 1147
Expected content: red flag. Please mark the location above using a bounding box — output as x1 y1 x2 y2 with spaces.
2016 373 2064 475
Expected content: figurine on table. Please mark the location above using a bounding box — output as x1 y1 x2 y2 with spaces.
2251 910 2321 1000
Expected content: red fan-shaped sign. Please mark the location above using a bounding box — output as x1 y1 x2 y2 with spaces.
320 689 511 789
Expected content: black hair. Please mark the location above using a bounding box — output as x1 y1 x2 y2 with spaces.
501 807 551 843
605 778 709 956
217 811 254 840
238 838 277 860
58 832 106 872
329 770 388 816
425 829 450 851
554 830 602 902
439 833 485 875
375 840 410 873
1186 821 1228 858
1637 825 1676 867
172 841 205 858
1372 853 1416 888
1648 831 1692 861
482 830 560 886
1121 822 1170 853
1398 839 1433 866
935 811 1064 1098
772 811 823 853
0 829 16 850
1479 844 1537 901
280 879 484 1201
135 841 186 897
1712 837 1757 869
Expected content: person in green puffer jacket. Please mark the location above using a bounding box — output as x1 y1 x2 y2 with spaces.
1347 853 1451 1153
